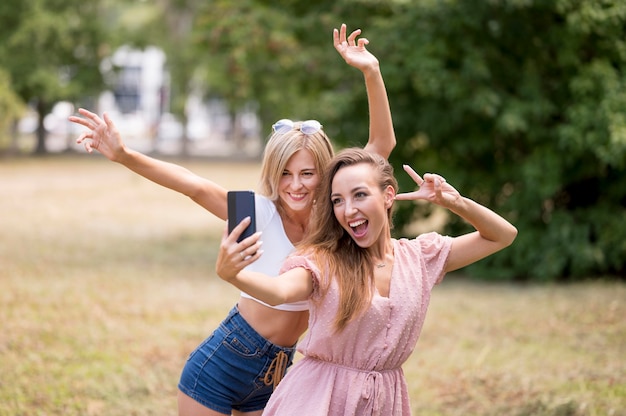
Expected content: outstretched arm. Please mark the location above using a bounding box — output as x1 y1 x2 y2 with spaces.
334 23 396 159
396 165 518 272
69 108 229 220
216 217 314 305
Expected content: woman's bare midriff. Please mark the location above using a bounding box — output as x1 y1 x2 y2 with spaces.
237 296 309 347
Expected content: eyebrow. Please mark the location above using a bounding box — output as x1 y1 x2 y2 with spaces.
284 167 316 173
331 185 367 198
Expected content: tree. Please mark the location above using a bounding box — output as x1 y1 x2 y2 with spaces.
0 0 109 154
191 0 374 137
0 69 24 151
377 0 626 280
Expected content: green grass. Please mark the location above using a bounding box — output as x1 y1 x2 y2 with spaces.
1 155 624 415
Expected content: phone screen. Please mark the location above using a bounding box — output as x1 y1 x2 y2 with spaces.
227 191 256 242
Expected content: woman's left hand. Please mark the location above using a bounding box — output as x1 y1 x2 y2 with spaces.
395 165 461 209
333 23 379 72
215 217 263 282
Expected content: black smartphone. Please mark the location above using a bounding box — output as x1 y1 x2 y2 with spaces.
227 190 256 242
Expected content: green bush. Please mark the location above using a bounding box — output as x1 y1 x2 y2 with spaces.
377 0 626 281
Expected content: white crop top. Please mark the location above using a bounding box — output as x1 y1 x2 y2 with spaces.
239 194 309 311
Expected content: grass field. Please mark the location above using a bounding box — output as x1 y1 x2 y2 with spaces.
1 155 624 416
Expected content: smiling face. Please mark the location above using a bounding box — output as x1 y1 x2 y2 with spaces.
258 125 333 204
330 163 394 248
278 149 321 214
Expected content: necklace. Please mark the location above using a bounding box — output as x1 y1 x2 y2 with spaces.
376 263 386 268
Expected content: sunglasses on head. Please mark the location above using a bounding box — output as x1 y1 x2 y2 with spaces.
272 119 323 135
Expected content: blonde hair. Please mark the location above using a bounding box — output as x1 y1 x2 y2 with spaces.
299 148 398 331
258 123 334 202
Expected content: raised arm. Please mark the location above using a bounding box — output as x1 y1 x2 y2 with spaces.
334 24 396 159
396 165 518 272
69 108 229 220
215 218 314 305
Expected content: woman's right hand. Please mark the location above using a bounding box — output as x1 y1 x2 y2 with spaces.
68 108 126 161
216 217 263 282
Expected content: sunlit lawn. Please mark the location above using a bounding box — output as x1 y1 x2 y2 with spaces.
1 155 624 415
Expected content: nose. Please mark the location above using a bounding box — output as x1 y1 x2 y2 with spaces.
290 175 303 189
344 199 358 216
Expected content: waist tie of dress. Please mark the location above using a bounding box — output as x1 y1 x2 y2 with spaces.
263 350 289 389
309 356 398 413
362 371 384 413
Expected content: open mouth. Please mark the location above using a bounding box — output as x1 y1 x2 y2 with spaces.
349 219 368 238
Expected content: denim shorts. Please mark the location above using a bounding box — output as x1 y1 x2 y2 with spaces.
178 305 296 414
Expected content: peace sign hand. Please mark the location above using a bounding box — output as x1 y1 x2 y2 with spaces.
395 165 461 209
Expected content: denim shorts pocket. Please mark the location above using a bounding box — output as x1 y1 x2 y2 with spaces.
221 331 262 358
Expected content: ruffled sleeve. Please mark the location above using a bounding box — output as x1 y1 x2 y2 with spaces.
415 232 453 287
280 254 322 300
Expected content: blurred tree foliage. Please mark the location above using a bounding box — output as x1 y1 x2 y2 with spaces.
187 0 340 150
0 0 113 154
380 0 626 281
192 0 625 280
0 68 23 146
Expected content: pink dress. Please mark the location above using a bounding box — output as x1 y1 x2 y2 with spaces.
263 233 453 416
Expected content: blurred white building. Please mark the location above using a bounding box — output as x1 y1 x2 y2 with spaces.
97 45 166 149
19 45 262 156
100 45 261 156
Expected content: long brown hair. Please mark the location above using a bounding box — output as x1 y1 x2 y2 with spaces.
298 148 398 331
